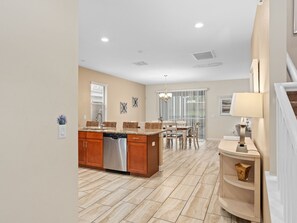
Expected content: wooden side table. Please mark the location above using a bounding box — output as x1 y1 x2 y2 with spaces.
218 138 261 223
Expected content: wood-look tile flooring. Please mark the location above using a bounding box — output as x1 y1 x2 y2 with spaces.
78 140 250 223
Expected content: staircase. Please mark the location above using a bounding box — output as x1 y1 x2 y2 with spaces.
268 53 297 223
287 91 297 118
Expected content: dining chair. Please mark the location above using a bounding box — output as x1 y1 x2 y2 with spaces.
145 122 162 129
163 122 183 149
86 121 99 127
187 122 200 149
123 121 139 128
176 120 187 137
103 121 117 128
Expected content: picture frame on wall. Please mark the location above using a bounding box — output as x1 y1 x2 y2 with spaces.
294 0 297 33
250 59 260 93
219 96 232 116
132 97 138 107
120 102 127 114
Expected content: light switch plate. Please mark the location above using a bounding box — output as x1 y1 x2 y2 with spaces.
152 141 155 146
58 125 66 139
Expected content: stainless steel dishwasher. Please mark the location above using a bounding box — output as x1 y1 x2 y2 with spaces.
103 133 127 172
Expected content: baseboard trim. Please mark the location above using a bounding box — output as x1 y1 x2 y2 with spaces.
206 137 221 141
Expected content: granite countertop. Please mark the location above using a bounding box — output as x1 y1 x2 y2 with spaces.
78 127 164 135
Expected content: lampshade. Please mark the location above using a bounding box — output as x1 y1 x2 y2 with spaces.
230 93 263 118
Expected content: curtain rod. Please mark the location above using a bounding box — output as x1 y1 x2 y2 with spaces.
156 88 208 93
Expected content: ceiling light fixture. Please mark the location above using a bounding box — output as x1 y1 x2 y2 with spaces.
195 22 204 28
101 37 109 42
159 75 172 101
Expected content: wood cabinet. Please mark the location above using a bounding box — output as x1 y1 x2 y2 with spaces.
78 136 86 165
127 134 159 177
78 131 103 168
218 138 261 223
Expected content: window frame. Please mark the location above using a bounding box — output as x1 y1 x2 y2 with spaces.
90 81 108 122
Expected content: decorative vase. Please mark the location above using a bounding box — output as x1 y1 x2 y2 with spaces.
235 163 252 181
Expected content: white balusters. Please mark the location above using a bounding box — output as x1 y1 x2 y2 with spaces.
275 83 297 223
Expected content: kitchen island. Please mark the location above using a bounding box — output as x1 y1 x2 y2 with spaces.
78 127 163 177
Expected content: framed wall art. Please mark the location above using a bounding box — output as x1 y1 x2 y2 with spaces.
250 59 260 93
132 97 138 107
219 96 232 116
120 102 127 114
293 0 297 34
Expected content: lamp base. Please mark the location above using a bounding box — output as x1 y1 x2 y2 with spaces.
236 144 248 153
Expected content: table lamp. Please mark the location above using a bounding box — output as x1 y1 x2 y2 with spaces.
230 93 263 152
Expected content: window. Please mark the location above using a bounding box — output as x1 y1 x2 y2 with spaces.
90 82 106 122
159 90 206 139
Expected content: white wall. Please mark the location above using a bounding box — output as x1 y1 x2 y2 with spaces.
79 67 146 128
0 1 78 223
146 79 250 139
252 1 287 222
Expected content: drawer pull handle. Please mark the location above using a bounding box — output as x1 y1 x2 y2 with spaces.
133 137 139 140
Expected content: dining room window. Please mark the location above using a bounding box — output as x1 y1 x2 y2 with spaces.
159 90 206 139
90 82 106 122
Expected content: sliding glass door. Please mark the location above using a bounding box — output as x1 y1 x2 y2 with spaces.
159 90 206 139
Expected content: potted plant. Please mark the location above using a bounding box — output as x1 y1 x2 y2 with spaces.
57 115 67 125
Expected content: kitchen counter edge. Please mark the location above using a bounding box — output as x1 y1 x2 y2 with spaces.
78 127 164 136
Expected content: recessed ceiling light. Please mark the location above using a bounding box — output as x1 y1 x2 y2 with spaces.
195 22 204 28
101 37 109 42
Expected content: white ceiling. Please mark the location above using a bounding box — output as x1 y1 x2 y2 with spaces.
79 0 259 85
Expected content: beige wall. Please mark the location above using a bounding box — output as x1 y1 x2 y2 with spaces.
79 67 146 128
146 79 249 139
288 0 297 64
0 1 78 223
252 1 287 222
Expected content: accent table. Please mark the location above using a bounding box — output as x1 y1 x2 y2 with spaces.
218 138 261 223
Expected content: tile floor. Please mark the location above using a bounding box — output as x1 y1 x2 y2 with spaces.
78 140 251 223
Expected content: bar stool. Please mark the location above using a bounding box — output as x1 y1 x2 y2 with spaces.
86 121 99 127
103 121 117 128
145 122 162 129
123 121 138 128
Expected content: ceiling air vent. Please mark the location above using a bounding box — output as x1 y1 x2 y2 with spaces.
194 62 223 68
192 50 216 61
133 61 148 66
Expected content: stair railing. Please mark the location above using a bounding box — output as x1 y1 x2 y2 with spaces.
273 53 297 222
287 53 297 82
